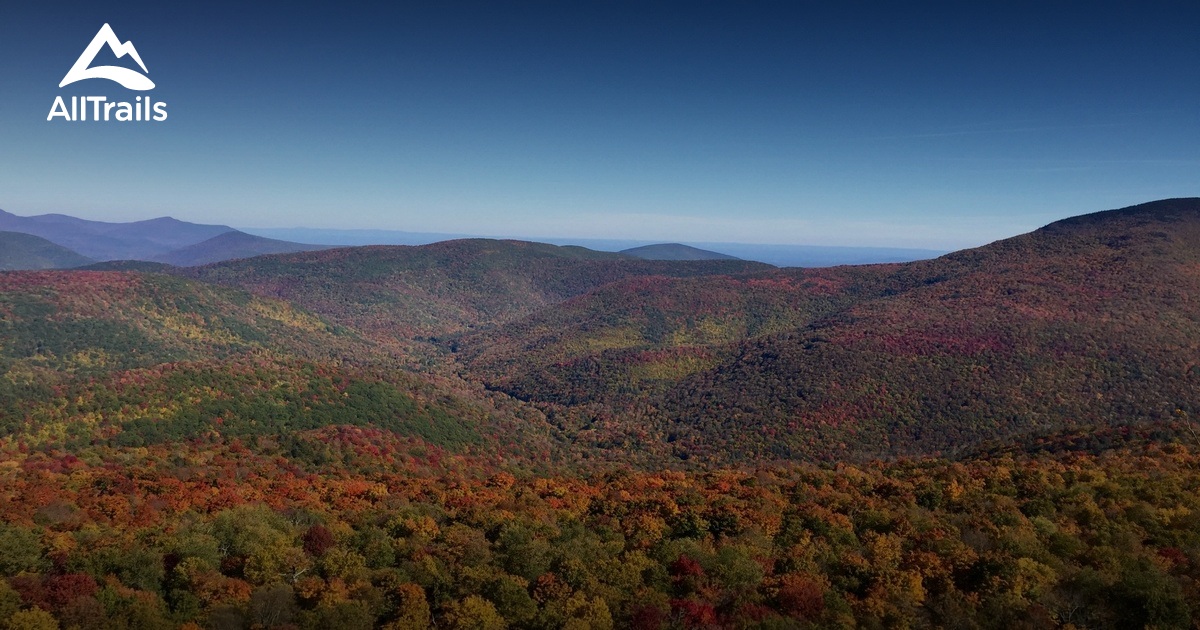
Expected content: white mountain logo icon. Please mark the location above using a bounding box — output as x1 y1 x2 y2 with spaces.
59 23 155 91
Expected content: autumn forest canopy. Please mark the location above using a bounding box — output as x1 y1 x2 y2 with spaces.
0 199 1199 628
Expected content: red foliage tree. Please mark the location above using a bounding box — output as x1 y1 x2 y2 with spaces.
303 524 335 556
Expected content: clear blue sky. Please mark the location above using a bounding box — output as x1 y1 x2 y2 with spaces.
1 1 1197 249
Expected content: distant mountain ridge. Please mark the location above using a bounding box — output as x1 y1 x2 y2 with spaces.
246 227 947 266
0 209 234 260
0 209 326 266
620 243 739 261
0 231 94 270
0 209 944 268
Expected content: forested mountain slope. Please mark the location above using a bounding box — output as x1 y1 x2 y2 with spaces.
0 271 560 462
436 199 1200 464
656 198 1200 461
456 264 904 405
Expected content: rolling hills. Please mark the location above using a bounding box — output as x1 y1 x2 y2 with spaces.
181 239 769 342
12 200 1193 466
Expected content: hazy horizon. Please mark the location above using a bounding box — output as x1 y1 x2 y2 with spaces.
0 203 949 267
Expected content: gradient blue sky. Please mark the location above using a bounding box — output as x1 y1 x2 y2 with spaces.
1 1 1197 249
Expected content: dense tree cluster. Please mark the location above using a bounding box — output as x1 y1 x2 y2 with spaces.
0 426 1196 628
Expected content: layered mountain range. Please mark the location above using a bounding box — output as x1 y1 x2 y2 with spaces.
0 209 941 269
1 198 1198 628
3 198 1195 465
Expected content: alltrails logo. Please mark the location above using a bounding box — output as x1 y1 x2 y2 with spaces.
48 24 168 122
